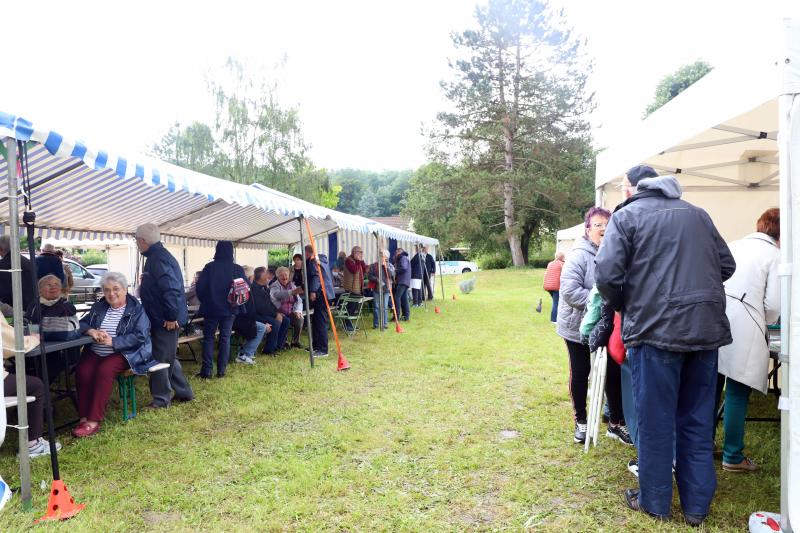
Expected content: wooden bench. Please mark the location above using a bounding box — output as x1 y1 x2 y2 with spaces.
116 363 170 421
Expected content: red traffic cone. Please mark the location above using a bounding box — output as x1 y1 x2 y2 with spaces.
452 294 457 300
336 349 350 371
434 306 441 314
35 480 85 523
395 322 405 333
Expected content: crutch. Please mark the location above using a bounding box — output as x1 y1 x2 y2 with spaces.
585 346 607 452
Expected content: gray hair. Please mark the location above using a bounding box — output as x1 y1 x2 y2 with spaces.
100 271 128 290
555 251 565 261
275 266 290 277
135 223 161 245
381 249 390 259
0 235 9 255
42 243 56 253
38 274 62 292
242 265 253 277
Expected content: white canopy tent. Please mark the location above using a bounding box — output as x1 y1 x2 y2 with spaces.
589 19 798 531
556 223 584 254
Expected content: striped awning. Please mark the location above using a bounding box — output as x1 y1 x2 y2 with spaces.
0 112 338 248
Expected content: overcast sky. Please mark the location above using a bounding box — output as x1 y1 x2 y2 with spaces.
1 0 795 171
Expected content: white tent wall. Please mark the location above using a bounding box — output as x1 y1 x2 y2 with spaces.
556 223 584 254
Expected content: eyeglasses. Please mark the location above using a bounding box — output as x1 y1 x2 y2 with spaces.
591 222 607 229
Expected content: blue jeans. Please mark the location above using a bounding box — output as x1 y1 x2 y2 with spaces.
394 284 410 320
620 357 638 447
628 344 718 517
238 321 267 358
201 315 235 377
263 315 290 354
548 290 559 322
373 292 390 328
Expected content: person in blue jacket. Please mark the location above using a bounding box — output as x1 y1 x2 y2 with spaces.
393 248 411 321
136 223 194 407
305 244 334 357
34 243 65 284
196 241 247 378
72 272 158 438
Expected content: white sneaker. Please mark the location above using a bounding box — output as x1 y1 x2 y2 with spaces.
0 475 11 511
25 437 62 459
235 354 255 365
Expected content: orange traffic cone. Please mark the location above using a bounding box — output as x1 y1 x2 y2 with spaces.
452 294 457 300
336 349 350 371
395 322 405 333
35 480 85 523
435 306 441 314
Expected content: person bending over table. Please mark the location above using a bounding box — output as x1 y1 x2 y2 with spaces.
2 315 62 457
72 272 157 438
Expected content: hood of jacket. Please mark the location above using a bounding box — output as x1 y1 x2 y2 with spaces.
214 241 234 262
574 235 599 255
635 175 682 199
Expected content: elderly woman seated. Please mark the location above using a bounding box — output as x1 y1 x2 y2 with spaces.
72 272 156 438
25 275 80 342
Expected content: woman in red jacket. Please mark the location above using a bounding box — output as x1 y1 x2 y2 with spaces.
542 251 565 323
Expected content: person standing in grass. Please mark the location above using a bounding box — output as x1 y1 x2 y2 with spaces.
136 223 194 407
305 244 334 358
595 172 735 526
716 208 780 474
556 206 611 446
393 248 411 321
542 251 565 324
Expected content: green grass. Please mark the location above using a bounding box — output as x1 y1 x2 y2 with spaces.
0 270 780 531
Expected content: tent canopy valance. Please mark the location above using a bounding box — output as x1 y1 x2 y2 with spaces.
0 112 339 247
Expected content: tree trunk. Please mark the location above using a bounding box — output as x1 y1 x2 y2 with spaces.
503 180 525 266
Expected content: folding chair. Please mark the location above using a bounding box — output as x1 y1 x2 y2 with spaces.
332 293 367 339
585 346 608 453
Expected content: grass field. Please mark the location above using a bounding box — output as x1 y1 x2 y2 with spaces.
0 269 781 531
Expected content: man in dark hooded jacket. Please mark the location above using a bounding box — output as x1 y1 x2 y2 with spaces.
136 224 194 407
594 172 735 525
196 241 247 378
305 245 334 357
393 248 411 321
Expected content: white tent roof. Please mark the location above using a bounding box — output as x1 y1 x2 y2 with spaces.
0 111 438 249
594 55 781 242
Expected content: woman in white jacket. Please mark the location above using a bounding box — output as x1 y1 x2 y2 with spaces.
717 208 780 473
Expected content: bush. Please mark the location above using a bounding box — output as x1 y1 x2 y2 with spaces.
529 259 550 268
477 252 512 270
268 248 292 269
79 249 107 266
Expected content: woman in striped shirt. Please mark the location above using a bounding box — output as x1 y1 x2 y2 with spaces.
73 272 156 438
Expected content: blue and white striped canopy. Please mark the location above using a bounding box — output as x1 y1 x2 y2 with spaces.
0 112 438 249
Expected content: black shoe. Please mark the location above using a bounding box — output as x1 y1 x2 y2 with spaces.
627 459 639 478
172 396 193 403
195 373 212 379
574 422 587 444
142 402 168 411
684 513 707 527
217 372 226 378
607 424 634 446
291 342 304 349
623 489 671 521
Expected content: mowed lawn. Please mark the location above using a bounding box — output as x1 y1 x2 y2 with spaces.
0 269 780 532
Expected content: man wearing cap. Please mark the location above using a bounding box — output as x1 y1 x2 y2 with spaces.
595 165 735 526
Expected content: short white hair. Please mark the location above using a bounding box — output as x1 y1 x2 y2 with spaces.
42 243 56 253
381 249 390 259
135 223 161 245
276 266 290 277
100 271 128 289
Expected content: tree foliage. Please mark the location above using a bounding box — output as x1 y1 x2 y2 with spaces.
332 169 412 216
643 60 712 118
151 58 339 207
408 0 595 264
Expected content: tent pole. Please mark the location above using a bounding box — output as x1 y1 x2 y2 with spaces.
5 137 32 508
298 216 314 367
438 247 446 301
375 233 384 332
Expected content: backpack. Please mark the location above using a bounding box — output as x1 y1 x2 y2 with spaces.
227 277 250 307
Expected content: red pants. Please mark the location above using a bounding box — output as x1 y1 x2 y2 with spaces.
75 350 129 422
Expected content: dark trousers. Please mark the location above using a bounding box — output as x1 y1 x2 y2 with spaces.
412 283 423 305
290 313 303 344
621 357 638 446
548 290 559 322
4 374 45 440
149 326 193 406
565 340 624 425
201 315 235 377
394 284 410 320
75 350 129 422
423 274 434 300
629 343 718 517
263 315 290 354
311 297 329 353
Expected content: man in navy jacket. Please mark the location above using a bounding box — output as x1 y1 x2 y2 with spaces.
136 224 194 407
305 245 334 357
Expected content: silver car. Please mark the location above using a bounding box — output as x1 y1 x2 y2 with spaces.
63 259 103 302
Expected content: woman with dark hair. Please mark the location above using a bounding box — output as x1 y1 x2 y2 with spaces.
557 206 629 445
716 208 780 472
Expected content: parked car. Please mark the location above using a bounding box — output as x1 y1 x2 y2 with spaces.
86 263 109 277
438 260 480 275
63 259 102 302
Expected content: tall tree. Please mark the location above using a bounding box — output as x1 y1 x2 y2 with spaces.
433 0 594 266
357 188 380 217
643 60 712 118
152 121 219 175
